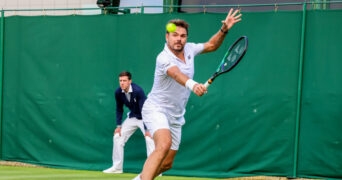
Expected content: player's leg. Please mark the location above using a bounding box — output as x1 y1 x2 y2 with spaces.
135 107 171 180
155 121 182 176
156 119 182 176
141 128 172 179
138 120 163 177
157 149 177 175
132 129 171 180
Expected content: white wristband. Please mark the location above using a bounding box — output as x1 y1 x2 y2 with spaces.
185 79 198 91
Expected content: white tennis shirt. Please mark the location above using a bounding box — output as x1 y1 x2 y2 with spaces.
144 42 204 118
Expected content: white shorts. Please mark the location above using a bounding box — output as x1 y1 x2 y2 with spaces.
142 106 185 150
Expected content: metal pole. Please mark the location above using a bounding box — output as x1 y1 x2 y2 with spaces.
0 9 4 159
293 2 307 178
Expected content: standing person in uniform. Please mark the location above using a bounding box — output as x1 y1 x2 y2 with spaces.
133 8 242 180
103 71 155 174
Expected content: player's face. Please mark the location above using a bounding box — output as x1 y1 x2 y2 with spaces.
166 26 187 53
119 76 131 92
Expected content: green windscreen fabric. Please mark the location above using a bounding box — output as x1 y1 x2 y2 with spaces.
298 10 342 178
1 10 341 179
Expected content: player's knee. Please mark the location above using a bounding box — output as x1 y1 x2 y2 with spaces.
160 161 173 172
156 141 171 154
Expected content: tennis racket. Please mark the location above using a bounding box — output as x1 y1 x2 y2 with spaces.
204 36 248 88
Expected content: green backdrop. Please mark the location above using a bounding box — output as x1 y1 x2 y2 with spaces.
0 9 341 179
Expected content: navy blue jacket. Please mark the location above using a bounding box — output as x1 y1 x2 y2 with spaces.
115 83 146 126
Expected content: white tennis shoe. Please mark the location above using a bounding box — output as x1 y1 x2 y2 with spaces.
102 166 123 174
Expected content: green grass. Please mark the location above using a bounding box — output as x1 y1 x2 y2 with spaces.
0 165 220 180
0 163 315 180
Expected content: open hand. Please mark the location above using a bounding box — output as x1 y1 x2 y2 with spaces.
221 8 242 32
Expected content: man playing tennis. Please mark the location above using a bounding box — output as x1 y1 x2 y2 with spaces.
133 8 242 180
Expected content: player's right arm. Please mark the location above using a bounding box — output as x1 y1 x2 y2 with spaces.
167 66 206 96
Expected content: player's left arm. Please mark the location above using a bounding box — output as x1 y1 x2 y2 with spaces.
202 8 242 54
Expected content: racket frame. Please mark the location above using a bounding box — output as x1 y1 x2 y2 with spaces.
204 36 248 87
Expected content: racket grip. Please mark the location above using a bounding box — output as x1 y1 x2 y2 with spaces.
204 81 211 88
204 78 214 88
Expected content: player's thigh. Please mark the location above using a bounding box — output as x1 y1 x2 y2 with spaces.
169 122 182 150
142 110 169 137
153 128 172 149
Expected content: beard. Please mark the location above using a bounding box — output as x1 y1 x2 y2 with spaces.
170 42 184 52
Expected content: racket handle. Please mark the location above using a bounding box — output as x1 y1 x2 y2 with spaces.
204 81 210 88
204 78 213 88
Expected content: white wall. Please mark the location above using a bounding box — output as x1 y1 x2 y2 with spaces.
0 0 163 16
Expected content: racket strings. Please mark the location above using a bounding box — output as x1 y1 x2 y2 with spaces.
205 36 248 87
220 40 246 72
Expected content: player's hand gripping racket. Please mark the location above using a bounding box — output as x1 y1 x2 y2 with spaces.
204 36 248 88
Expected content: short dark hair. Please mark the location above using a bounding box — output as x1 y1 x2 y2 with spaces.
167 19 189 34
118 71 131 80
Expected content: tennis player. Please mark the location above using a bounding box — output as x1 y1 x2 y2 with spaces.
132 8 242 180
103 71 155 174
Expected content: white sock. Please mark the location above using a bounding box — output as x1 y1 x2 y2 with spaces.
132 174 141 180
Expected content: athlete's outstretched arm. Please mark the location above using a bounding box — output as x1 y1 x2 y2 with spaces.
167 66 207 96
202 8 242 53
